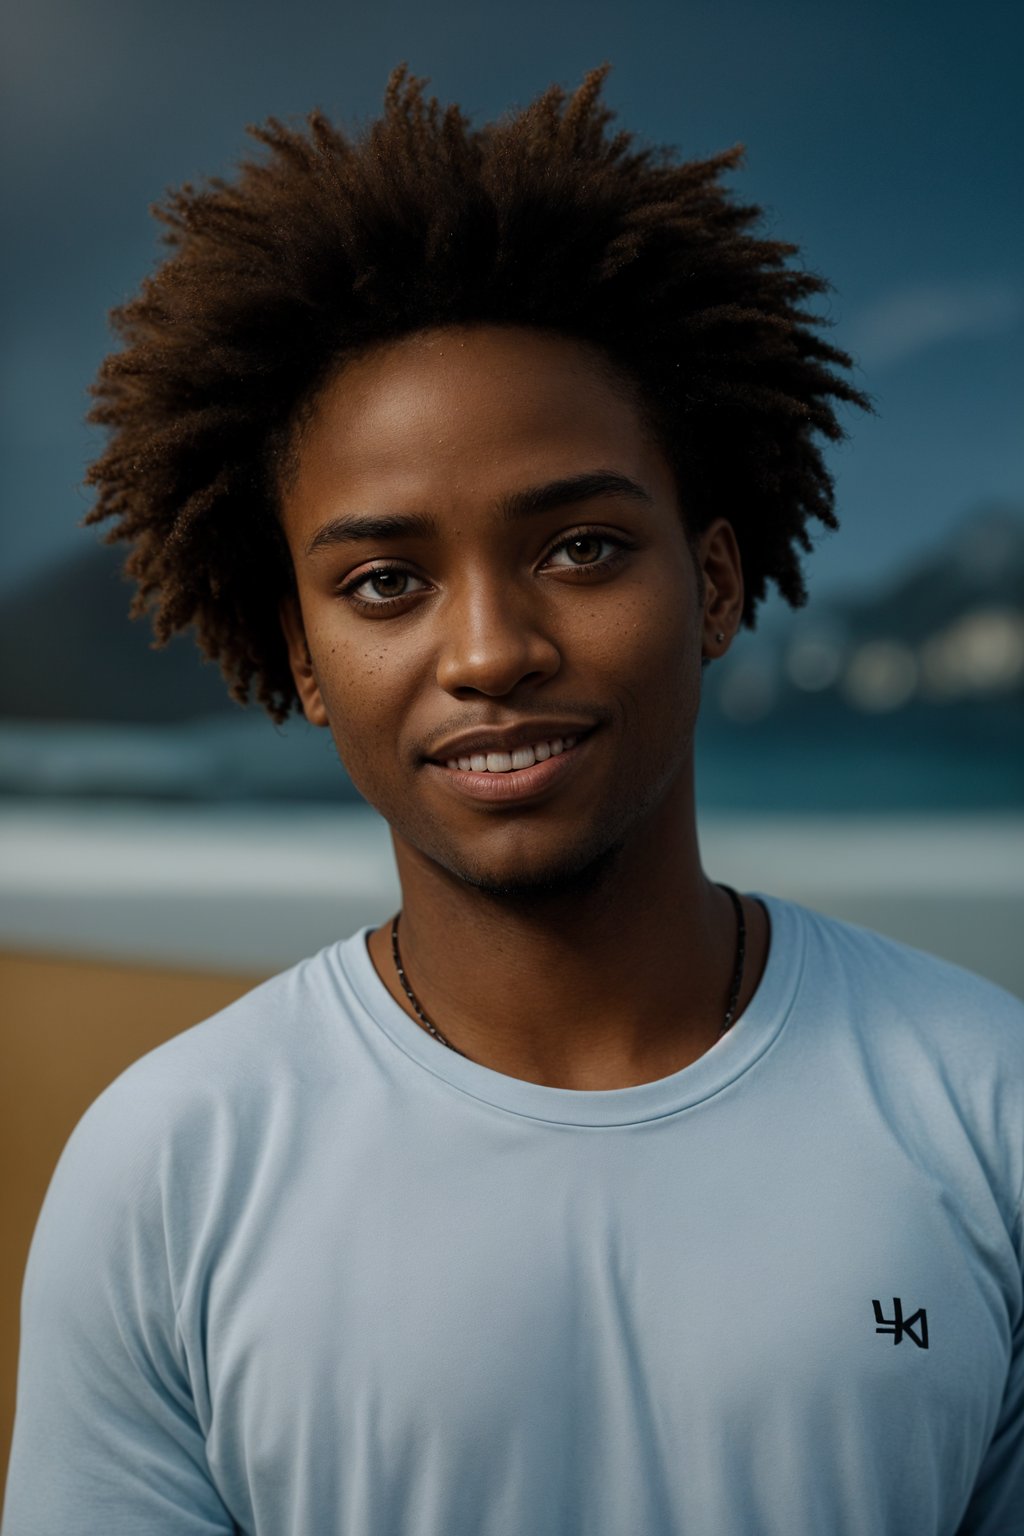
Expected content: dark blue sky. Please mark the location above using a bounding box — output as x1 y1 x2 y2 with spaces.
3 0 1021 609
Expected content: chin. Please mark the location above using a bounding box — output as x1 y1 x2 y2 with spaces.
443 829 628 905
392 756 678 902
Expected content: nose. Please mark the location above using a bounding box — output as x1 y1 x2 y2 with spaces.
434 574 562 697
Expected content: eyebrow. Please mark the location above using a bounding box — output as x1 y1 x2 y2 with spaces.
303 470 654 558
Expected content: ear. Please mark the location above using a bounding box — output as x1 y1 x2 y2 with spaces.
279 593 330 727
696 517 745 661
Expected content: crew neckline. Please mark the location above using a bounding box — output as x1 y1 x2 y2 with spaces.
336 891 803 1126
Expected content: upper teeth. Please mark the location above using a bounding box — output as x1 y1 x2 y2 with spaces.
445 736 578 773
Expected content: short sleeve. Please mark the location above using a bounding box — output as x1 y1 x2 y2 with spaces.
1 1080 237 1536
956 1194 1024 1534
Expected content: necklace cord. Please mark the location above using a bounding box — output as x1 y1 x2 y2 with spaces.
390 885 747 1064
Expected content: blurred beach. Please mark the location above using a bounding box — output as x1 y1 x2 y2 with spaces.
3 797 1021 987
4 804 1019 983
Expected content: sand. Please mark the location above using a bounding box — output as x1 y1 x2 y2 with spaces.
0 949 264 1488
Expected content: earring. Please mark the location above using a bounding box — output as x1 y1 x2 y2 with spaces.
715 631 725 643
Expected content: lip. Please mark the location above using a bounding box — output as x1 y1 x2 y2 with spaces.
424 731 597 805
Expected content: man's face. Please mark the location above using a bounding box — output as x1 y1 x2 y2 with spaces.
278 324 738 899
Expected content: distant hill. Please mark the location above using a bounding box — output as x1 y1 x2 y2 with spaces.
701 501 1024 726
0 540 362 798
0 541 248 723
830 502 1024 644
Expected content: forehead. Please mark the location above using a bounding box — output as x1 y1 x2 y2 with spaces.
284 324 661 507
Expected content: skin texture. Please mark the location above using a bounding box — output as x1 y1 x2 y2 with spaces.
279 323 770 1089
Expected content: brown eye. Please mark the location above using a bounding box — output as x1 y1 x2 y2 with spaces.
563 535 604 565
338 564 428 607
545 531 630 573
367 570 409 597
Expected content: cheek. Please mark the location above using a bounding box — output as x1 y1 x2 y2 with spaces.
309 628 422 776
581 574 698 689
584 587 703 778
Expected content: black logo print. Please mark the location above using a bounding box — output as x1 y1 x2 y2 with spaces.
873 1297 928 1349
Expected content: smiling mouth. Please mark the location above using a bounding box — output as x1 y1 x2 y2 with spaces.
436 731 589 774
425 730 597 805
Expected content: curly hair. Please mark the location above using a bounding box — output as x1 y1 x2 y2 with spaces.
83 62 871 724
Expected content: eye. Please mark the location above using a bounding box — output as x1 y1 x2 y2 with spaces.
337 564 429 608
544 529 630 572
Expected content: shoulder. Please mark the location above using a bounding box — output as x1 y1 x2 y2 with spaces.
764 895 1024 1236
762 894 1024 1229
24 938 365 1318
45 938 358 1208
762 891 1024 1043
758 892 1024 1128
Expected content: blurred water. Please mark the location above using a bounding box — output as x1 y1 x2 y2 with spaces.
0 707 1020 811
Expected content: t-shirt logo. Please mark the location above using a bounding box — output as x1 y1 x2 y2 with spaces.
872 1297 929 1349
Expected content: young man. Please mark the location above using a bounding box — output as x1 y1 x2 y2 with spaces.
4 65 1022 1536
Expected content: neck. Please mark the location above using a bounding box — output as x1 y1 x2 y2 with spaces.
367 784 769 1091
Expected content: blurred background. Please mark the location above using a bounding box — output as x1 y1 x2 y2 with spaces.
2 0 1023 1487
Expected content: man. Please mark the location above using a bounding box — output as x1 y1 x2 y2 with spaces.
4 64 1022 1536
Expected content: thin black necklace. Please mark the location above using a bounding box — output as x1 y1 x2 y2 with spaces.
389 884 747 1062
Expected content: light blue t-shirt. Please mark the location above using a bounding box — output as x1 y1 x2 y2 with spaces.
4 894 1024 1535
